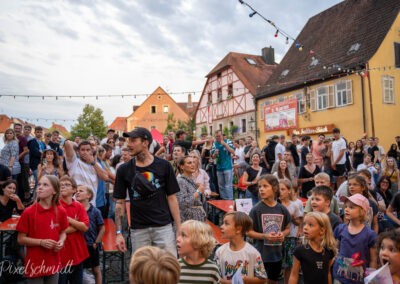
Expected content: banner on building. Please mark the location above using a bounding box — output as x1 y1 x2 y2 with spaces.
264 99 298 131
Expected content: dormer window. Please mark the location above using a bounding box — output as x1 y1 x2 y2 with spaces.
347 43 361 55
245 58 257 65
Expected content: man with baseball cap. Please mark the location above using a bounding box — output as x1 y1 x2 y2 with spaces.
113 127 181 256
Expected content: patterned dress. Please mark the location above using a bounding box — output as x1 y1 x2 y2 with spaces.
176 174 206 222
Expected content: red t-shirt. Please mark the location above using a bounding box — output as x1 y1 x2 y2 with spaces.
16 203 68 278
59 199 89 266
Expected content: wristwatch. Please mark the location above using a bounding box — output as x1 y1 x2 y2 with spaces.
116 230 122 236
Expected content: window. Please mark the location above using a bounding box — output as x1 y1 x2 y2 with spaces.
336 80 353 106
228 84 233 98
296 93 306 114
245 58 256 65
207 92 212 104
241 119 247 133
151 106 156 114
163 105 169 113
217 88 222 102
382 75 395 104
209 126 213 135
395 42 400 68
316 86 335 110
219 124 223 131
317 87 328 110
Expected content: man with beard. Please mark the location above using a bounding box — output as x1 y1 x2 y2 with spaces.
113 127 181 256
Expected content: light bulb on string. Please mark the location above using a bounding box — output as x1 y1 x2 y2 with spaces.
249 11 256 17
299 45 303 51
274 30 279 37
285 37 289 44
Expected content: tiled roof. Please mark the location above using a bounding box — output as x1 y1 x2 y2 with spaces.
109 117 127 132
50 123 69 135
0 114 12 132
177 102 199 117
207 52 276 95
257 0 400 98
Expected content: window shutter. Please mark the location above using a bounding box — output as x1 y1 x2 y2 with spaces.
328 85 335 108
346 80 353 104
309 89 316 111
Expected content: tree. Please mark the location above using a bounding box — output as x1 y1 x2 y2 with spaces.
164 113 196 141
70 104 107 139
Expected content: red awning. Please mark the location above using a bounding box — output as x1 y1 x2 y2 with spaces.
150 128 163 144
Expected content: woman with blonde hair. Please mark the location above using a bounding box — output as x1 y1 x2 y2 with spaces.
381 156 400 196
189 150 211 197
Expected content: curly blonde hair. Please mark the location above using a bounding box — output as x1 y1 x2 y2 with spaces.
181 220 217 258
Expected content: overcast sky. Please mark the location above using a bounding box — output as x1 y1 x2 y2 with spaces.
0 0 342 131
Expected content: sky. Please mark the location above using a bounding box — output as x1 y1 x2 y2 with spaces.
0 0 342 131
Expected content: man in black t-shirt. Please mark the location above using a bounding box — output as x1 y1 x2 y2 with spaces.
367 137 379 164
113 127 181 256
173 129 210 154
0 164 11 182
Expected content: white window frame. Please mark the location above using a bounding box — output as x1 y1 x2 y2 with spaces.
317 87 328 110
382 75 395 104
163 105 169 113
336 80 353 107
296 93 306 114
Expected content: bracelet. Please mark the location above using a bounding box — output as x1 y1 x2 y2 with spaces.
196 190 202 196
116 230 122 236
250 181 252 185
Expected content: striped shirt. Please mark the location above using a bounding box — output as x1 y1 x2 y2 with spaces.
178 258 221 284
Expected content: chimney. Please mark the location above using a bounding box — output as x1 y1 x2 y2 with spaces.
262 46 275 65
187 93 193 108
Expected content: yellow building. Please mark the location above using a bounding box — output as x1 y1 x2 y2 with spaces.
256 0 400 151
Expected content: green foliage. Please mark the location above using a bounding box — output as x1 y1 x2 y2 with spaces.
200 125 208 135
70 104 107 139
164 113 196 141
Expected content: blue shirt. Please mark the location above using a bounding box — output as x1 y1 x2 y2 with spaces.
211 139 234 171
84 204 104 245
96 159 106 207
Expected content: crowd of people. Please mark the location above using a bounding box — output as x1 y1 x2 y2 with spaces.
0 123 400 284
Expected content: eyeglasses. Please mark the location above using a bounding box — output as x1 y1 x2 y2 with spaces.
60 183 72 187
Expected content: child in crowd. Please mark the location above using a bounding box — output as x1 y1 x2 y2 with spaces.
177 220 220 283
333 194 377 284
310 186 342 231
248 174 291 284
278 179 303 284
58 175 89 284
347 174 379 233
305 172 340 215
215 211 267 283
386 192 400 229
377 230 400 284
289 212 337 284
129 246 180 284
76 185 105 284
17 175 68 282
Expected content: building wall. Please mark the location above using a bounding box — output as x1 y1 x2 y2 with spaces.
126 88 189 133
365 13 400 149
257 74 369 147
195 68 256 139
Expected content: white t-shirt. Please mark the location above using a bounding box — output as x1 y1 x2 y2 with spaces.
331 137 347 164
215 242 267 280
234 146 245 164
356 164 377 188
66 154 98 205
275 143 286 161
285 200 303 237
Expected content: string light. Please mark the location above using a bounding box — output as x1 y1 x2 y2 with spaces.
274 30 279 37
249 11 257 17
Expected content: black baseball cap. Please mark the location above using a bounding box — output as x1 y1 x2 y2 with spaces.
123 127 153 144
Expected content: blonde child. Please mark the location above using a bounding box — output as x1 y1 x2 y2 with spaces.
289 212 337 284
215 211 267 283
333 194 377 284
75 185 105 284
248 174 291 284
59 175 89 284
377 230 400 284
279 179 303 284
129 246 180 284
16 175 68 282
177 220 220 283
